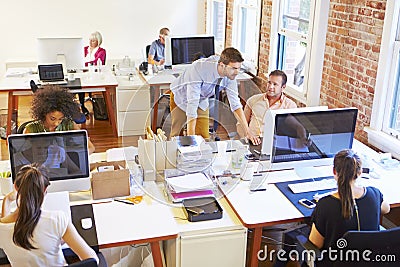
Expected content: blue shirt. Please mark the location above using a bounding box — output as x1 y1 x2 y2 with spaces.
170 56 242 118
149 39 165 61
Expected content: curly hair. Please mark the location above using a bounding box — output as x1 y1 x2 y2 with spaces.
30 85 80 122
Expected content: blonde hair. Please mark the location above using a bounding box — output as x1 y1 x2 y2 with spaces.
90 31 103 46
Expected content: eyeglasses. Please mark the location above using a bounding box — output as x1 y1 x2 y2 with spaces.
225 65 245 74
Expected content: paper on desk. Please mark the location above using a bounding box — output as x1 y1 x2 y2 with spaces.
106 146 138 161
5 67 34 77
42 191 71 222
166 172 214 193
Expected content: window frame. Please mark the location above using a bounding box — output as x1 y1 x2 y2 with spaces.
231 0 262 74
206 0 226 55
366 0 400 159
269 0 329 106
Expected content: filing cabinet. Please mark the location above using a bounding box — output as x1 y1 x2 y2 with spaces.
116 74 150 136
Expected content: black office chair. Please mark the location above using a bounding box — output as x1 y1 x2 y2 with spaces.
0 249 102 267
64 249 107 267
296 226 400 267
17 120 34 134
68 257 98 267
146 44 151 61
0 248 9 265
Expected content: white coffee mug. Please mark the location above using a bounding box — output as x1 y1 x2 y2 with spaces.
0 177 13 196
68 73 75 81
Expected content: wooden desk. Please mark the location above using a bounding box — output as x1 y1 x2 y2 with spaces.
0 72 119 137
138 70 252 132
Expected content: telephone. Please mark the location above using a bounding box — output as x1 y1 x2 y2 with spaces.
139 61 148 75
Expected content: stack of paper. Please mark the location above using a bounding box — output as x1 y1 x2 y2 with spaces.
165 172 215 202
175 135 214 173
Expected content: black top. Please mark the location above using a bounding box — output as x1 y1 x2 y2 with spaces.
311 186 383 249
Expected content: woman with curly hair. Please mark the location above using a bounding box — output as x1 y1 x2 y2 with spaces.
24 85 95 153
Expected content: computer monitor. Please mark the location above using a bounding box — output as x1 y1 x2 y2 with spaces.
165 35 215 67
37 37 84 72
8 130 91 193
260 107 358 171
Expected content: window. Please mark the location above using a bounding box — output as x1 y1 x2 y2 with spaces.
367 0 400 159
269 0 329 105
206 0 226 54
232 0 261 74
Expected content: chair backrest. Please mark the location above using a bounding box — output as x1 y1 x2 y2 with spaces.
146 45 151 62
68 258 98 267
17 120 34 134
333 226 400 266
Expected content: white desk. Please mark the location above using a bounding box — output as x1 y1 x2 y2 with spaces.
144 181 247 267
217 139 400 267
138 70 252 132
67 183 179 267
0 71 119 137
91 200 178 267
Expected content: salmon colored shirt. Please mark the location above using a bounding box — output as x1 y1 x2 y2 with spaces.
237 93 297 137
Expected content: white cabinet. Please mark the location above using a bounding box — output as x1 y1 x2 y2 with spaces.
116 75 150 136
164 197 247 267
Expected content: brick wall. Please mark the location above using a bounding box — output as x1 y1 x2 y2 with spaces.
222 0 386 144
225 0 234 47
320 0 386 143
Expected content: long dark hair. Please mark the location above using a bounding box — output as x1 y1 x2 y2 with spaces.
334 149 362 219
13 164 50 250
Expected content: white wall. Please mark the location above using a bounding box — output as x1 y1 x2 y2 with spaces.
0 0 206 76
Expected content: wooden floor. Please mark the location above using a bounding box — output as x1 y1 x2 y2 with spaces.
0 95 235 161
0 95 142 161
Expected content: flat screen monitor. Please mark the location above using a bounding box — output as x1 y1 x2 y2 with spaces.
165 35 215 67
37 37 84 72
260 107 358 171
8 130 90 193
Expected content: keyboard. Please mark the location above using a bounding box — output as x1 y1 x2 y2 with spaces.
288 178 337 194
39 80 68 85
274 152 319 162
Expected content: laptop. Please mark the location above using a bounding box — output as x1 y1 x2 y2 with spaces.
38 64 68 85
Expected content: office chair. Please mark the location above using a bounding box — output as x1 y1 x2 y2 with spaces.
64 248 107 267
17 120 34 134
0 248 9 265
146 45 151 61
0 249 101 267
296 226 400 267
68 258 98 267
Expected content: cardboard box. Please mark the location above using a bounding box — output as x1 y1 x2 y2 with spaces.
90 161 130 200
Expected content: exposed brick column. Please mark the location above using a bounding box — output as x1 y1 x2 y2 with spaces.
320 0 386 143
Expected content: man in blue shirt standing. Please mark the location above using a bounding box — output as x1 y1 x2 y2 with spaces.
169 47 260 145
148 27 170 65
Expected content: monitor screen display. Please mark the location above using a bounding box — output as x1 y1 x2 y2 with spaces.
271 108 358 163
171 36 215 65
37 37 84 71
8 130 90 184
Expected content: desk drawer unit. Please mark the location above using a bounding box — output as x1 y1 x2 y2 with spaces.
116 76 150 136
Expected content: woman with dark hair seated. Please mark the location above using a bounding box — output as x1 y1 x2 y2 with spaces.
23 85 95 154
308 149 390 265
0 164 98 266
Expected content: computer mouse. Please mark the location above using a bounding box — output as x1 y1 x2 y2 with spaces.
81 217 93 230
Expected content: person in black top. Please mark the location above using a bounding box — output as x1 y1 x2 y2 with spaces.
308 149 390 263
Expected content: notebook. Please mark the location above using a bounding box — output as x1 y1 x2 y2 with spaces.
38 64 67 85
